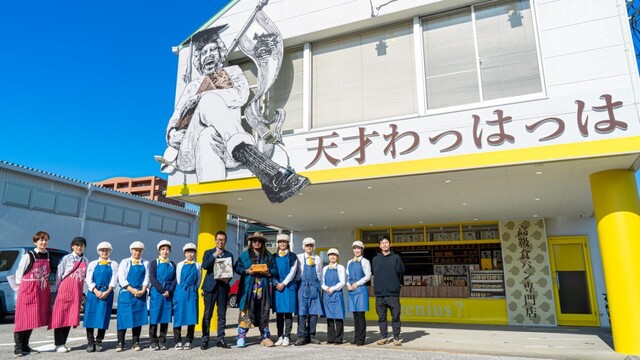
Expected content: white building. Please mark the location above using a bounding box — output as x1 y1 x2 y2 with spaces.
164 0 640 354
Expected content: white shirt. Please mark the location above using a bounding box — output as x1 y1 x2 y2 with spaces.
296 253 322 282
321 264 346 292
176 260 202 285
346 257 372 287
272 251 298 286
117 257 150 289
15 248 47 284
85 259 119 291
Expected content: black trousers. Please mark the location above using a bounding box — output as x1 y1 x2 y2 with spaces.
296 314 318 340
326 318 344 343
173 325 195 344
117 326 142 345
14 330 33 352
86 328 107 344
375 296 401 338
149 323 169 344
201 285 228 343
54 327 71 346
276 313 293 338
353 311 367 344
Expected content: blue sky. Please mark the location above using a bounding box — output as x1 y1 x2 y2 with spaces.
0 0 231 182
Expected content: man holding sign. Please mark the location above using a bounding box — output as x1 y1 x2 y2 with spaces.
201 231 234 350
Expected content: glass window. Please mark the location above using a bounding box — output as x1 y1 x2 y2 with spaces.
3 183 31 207
104 205 124 224
56 194 80 216
176 220 191 237
162 217 177 234
148 213 163 231
422 0 541 109
0 250 19 271
86 201 105 221
31 189 56 212
312 22 417 128
123 209 141 228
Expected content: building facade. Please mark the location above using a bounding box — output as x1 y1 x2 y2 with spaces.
95 176 184 207
164 0 640 354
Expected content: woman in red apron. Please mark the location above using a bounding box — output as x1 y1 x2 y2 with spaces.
13 231 52 357
49 237 88 352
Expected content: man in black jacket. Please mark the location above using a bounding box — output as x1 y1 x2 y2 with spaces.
200 231 234 349
371 234 405 346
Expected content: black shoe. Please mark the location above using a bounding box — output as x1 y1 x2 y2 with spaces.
86 344 96 353
14 349 23 357
200 341 209 350
150 343 159 351
22 347 39 354
293 338 308 346
95 343 103 352
160 343 168 350
309 338 321 345
216 339 230 349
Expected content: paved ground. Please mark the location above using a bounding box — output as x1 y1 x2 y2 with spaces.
1 309 637 360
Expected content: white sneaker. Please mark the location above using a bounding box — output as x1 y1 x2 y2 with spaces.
55 345 69 353
274 337 284 346
281 337 290 347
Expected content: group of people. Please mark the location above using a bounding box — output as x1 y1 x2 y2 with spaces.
12 230 405 356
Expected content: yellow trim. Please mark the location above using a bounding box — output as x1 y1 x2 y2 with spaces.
365 297 508 325
590 170 640 354
548 236 600 327
167 136 640 197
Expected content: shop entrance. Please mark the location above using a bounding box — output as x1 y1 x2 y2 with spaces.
548 236 599 326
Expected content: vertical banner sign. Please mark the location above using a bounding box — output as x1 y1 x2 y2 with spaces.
500 219 557 326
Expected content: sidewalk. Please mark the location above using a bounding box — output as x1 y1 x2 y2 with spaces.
224 309 633 360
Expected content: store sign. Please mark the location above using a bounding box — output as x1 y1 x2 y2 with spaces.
500 219 556 326
365 297 508 325
305 94 628 170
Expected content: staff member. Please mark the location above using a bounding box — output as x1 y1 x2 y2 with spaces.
271 233 298 346
173 243 201 350
372 234 405 346
84 241 118 352
13 231 51 357
49 236 88 353
116 241 150 352
322 248 346 345
200 230 234 350
346 240 371 346
294 237 323 346
149 240 176 350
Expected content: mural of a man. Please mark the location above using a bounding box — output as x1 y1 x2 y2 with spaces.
160 25 309 203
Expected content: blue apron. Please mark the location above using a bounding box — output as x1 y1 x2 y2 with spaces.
297 261 322 316
149 261 174 324
83 262 114 329
117 261 148 330
322 267 345 319
173 264 198 327
273 253 296 313
347 260 369 312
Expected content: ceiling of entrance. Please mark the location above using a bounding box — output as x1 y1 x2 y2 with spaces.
181 154 640 232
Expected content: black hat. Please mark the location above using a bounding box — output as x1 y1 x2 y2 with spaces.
190 25 228 51
71 236 87 247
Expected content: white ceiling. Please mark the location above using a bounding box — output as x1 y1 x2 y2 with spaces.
179 154 640 232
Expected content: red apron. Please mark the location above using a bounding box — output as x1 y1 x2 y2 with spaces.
49 260 87 329
14 257 51 332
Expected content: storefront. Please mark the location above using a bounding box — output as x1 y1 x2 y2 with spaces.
162 0 640 354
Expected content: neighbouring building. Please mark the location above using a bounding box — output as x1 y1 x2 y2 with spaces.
162 0 640 354
95 176 184 207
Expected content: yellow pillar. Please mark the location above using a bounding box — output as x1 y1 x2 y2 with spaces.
590 169 640 355
195 203 228 332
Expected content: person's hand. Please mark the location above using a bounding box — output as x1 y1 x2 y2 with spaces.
325 288 332 295
168 128 186 148
276 283 285 291
163 291 170 298
215 248 222 257
352 284 359 290
346 284 353 291
246 268 254 275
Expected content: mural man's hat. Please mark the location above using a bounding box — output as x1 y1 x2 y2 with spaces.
190 24 229 51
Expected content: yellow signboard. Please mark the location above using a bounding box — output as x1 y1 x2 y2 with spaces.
365 297 508 325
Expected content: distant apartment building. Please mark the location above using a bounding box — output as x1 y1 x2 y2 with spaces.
94 176 184 207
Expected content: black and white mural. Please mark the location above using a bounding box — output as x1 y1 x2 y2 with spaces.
158 1 309 203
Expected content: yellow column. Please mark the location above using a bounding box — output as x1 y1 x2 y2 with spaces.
195 203 228 332
590 170 640 355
